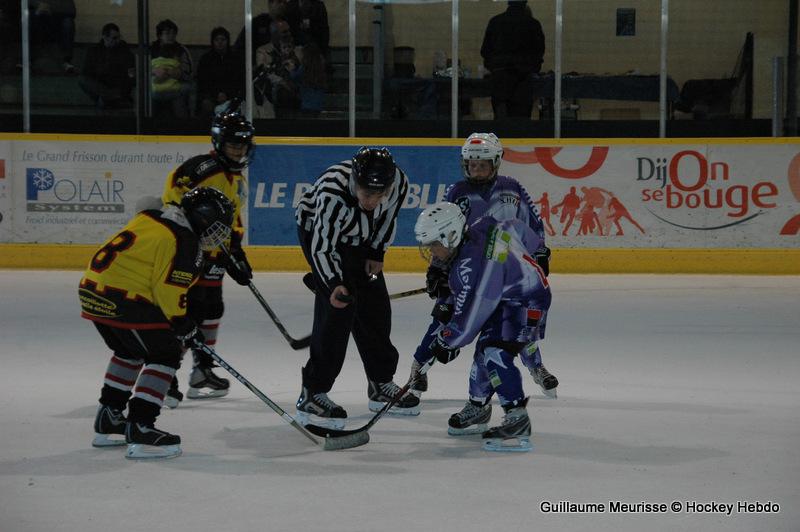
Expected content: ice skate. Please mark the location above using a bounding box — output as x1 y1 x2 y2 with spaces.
482 398 532 452
92 404 127 447
531 365 558 399
164 377 183 409
295 386 347 430
447 399 492 435
186 364 230 399
408 359 428 397
124 422 182 459
368 379 420 416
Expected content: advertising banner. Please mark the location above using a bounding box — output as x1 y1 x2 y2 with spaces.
249 142 800 248
0 137 798 249
3 139 205 243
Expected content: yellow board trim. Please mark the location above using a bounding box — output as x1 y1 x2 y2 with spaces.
1 244 798 274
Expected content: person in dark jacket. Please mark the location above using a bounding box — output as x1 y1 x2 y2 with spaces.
196 27 245 116
480 0 545 119
78 23 135 109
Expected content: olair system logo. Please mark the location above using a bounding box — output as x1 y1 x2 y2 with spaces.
26 168 125 213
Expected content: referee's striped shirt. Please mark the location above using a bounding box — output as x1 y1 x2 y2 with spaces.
295 159 409 291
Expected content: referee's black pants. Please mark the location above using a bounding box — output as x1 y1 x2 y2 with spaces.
298 227 400 394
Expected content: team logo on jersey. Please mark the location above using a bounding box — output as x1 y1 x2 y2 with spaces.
454 196 471 219
79 288 120 318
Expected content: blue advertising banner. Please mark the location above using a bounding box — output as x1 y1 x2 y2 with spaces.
247 144 461 245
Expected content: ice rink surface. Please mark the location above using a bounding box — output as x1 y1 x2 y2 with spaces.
0 270 798 532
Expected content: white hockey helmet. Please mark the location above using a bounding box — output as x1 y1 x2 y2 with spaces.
414 201 467 263
461 132 503 184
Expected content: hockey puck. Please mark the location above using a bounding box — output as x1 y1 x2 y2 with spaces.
335 293 354 303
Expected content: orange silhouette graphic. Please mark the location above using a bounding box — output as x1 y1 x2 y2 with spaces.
551 186 582 235
547 187 644 237
534 192 556 236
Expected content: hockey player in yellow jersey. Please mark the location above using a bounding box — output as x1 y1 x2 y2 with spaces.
81 187 235 459
161 104 256 405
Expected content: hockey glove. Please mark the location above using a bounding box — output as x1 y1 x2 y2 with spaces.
431 302 453 324
425 265 451 299
173 319 205 350
534 246 551 277
226 247 253 286
429 334 460 364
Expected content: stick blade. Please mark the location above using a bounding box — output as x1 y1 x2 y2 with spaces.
323 431 370 450
290 336 311 350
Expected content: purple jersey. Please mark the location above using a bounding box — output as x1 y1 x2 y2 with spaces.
445 175 546 246
440 217 551 350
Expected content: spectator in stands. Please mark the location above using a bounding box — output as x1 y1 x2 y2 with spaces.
297 41 327 116
234 0 300 62
78 23 135 110
0 0 22 74
296 0 329 53
150 19 193 118
254 19 302 118
196 27 245 117
28 0 76 73
480 0 545 119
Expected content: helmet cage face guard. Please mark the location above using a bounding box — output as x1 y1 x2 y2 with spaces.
199 220 232 252
461 133 502 184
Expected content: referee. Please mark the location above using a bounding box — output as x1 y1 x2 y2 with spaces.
294 147 419 429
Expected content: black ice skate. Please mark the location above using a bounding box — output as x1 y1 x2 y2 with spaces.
447 399 492 436
368 379 420 416
92 404 127 447
187 364 230 399
482 398 532 452
409 359 428 396
164 376 183 409
295 386 347 430
124 422 182 459
531 365 558 399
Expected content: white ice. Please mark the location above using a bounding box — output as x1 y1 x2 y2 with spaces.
0 271 798 532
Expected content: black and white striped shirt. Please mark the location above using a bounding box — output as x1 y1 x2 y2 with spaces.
295 159 409 291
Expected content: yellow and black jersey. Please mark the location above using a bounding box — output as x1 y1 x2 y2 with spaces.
162 153 246 247
79 206 204 329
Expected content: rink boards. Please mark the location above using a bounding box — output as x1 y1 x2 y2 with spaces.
0 134 798 273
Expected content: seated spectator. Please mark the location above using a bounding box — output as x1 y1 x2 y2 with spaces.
28 0 76 73
78 23 135 110
297 42 327 116
0 0 22 74
196 27 245 117
254 19 302 118
234 0 300 62
150 19 193 118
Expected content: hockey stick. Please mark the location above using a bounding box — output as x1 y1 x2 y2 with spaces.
302 272 426 301
302 360 434 447
192 342 369 450
223 245 311 350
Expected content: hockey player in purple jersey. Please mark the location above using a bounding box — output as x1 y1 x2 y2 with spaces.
414 202 551 451
409 133 558 423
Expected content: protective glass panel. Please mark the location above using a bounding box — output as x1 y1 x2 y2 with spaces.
354 0 453 137
562 0 662 135
24 1 139 132
668 0 762 135
459 0 554 137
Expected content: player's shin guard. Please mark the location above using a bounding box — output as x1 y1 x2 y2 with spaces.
94 355 142 448
188 319 230 399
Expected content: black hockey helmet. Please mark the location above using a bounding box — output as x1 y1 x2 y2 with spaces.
352 147 396 193
211 103 255 171
180 187 235 251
